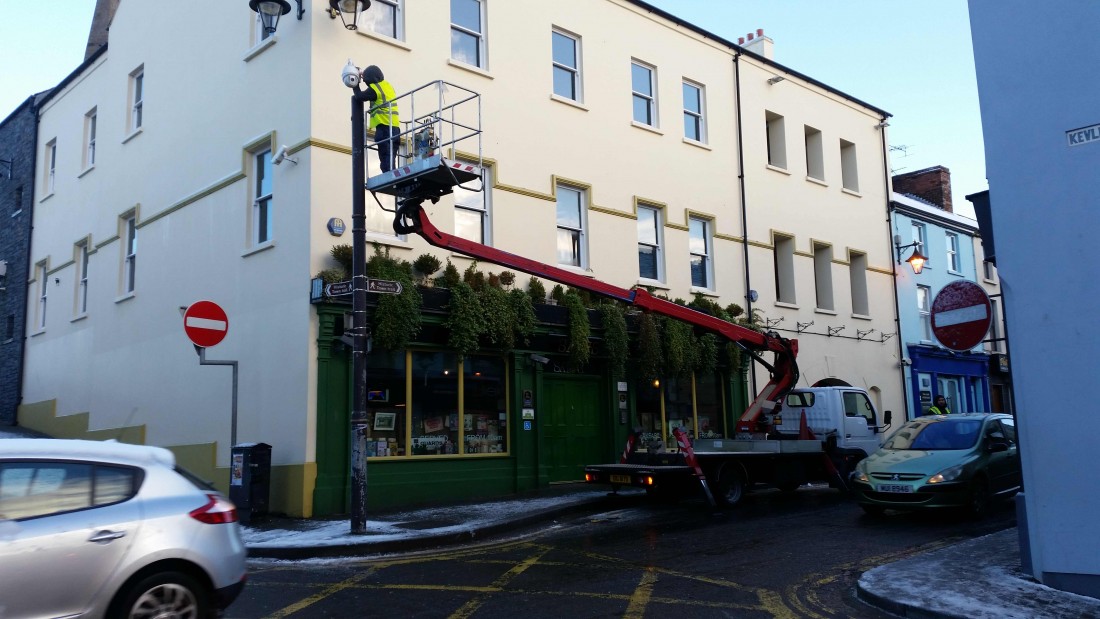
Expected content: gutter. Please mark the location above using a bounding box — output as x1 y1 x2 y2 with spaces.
732 51 757 395
880 119 910 422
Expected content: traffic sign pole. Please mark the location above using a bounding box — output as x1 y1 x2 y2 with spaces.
182 300 238 464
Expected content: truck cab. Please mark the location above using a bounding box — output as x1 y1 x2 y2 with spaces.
776 387 892 462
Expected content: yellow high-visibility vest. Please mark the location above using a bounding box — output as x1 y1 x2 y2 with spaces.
368 81 399 128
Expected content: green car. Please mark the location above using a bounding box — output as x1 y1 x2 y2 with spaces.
851 413 1021 517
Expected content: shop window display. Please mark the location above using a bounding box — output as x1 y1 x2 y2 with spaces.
411 351 460 455
635 379 663 449
463 355 508 454
665 376 694 443
365 350 407 457
696 372 724 438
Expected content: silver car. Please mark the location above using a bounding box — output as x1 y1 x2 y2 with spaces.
0 439 247 618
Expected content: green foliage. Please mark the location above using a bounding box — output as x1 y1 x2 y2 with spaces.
412 253 443 283
662 316 697 377
435 260 462 288
695 333 719 375
366 245 421 351
487 272 502 289
316 268 346 285
550 284 567 304
725 303 745 319
444 281 484 356
499 271 516 288
330 244 353 274
527 277 547 304
480 285 515 349
463 261 487 291
509 289 537 346
600 304 629 379
563 292 591 371
635 313 662 380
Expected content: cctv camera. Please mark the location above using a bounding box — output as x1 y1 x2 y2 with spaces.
341 59 361 88
273 147 287 165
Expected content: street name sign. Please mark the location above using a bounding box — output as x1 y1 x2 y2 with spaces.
368 279 403 294
184 300 229 348
325 281 353 296
931 281 992 352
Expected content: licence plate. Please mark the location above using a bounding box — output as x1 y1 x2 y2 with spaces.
877 484 913 493
610 474 632 484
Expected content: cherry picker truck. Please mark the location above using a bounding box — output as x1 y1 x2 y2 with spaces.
363 81 890 508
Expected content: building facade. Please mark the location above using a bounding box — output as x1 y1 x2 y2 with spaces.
17 0 901 516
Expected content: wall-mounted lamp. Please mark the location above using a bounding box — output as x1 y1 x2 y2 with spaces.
328 0 371 30
248 0 303 36
893 234 927 274
767 76 785 85
875 121 890 129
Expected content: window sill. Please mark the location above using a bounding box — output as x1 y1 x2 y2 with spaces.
243 36 277 62
78 165 95 179
115 292 135 304
365 233 412 250
11 209 22 218
357 29 412 51
122 128 143 144
71 313 88 323
683 138 711 150
805 175 827 187
241 241 276 258
39 192 54 204
630 121 663 135
841 187 862 197
29 329 45 338
555 264 594 277
851 313 872 321
636 278 668 290
814 307 838 316
766 163 791 175
550 94 588 111
774 301 799 310
690 287 719 298
447 59 493 80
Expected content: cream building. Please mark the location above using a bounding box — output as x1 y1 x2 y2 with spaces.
20 0 902 516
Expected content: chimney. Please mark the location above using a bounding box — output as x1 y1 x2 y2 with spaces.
85 0 120 60
742 28 774 60
893 166 954 213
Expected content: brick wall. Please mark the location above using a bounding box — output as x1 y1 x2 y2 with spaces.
893 166 953 212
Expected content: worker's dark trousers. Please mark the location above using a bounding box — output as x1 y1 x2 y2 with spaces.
375 124 398 173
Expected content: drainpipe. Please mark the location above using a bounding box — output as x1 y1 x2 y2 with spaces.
733 51 757 395
14 102 40 426
879 117 909 422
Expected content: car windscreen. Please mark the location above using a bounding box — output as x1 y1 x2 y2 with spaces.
883 418 983 450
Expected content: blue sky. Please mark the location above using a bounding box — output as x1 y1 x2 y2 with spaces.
0 1 985 216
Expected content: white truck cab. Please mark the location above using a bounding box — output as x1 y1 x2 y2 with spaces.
775 387 892 459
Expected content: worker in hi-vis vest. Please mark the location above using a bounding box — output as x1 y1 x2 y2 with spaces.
928 395 951 416
361 65 399 172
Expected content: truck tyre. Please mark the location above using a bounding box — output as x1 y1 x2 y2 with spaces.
715 465 746 507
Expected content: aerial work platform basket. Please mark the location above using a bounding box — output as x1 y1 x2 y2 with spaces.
364 80 484 206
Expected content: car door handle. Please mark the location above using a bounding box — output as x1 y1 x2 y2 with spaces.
88 529 126 543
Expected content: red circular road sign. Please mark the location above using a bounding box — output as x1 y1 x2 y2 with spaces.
183 300 229 348
931 281 992 352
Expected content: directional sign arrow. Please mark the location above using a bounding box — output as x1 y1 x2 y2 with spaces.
367 279 403 295
325 281 353 296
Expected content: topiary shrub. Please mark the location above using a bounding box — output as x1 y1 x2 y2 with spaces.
331 244 353 274
527 277 547 304
412 253 443 285
435 260 462 288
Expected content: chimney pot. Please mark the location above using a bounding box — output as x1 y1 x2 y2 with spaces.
738 37 745 45
757 28 764 36
747 32 755 41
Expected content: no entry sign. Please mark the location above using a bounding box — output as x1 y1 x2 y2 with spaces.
931 281 992 352
183 300 229 348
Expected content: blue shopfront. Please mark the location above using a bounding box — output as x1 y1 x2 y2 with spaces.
907 345 990 418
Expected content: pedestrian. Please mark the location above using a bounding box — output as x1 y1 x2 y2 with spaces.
928 395 951 416
361 65 399 172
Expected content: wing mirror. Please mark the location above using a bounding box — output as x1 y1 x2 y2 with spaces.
987 441 1009 453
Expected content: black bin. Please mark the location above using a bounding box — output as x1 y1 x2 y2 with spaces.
229 443 271 524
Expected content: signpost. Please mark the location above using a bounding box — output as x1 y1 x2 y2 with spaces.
324 279 402 297
931 281 992 352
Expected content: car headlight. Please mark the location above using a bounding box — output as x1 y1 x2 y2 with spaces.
853 463 870 483
928 464 964 484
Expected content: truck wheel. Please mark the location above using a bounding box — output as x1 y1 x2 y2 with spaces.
715 466 746 507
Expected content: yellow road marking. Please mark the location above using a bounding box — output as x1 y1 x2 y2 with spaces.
623 567 657 619
264 569 373 618
448 545 552 619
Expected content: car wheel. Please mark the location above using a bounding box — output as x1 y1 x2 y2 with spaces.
860 504 887 517
715 466 746 507
966 476 991 519
112 571 210 619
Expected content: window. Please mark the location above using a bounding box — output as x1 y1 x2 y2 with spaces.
122 215 136 294
35 262 47 330
75 242 89 316
917 285 932 341
451 0 486 69
766 111 786 169
555 185 585 267
689 217 712 289
912 223 927 263
365 0 402 39
983 260 996 281
0 462 138 520
129 67 144 132
455 164 491 244
813 243 834 311
682 81 705 142
252 150 273 245
637 205 663 282
13 185 23 216
84 109 97 169
364 350 408 457
5 315 13 342
849 252 869 316
411 351 459 455
987 298 1003 353
44 140 57 195
805 125 824 180
840 138 859 192
631 61 656 126
462 355 508 454
552 30 581 101
946 232 959 272
773 235 796 304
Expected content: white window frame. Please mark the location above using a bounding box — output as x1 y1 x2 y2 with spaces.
551 29 581 102
365 0 403 40
75 241 90 316
450 0 487 69
35 262 48 331
804 125 824 181
840 138 859 192
689 216 713 291
774 235 796 304
129 67 144 133
946 232 960 272
637 205 664 283
917 284 933 342
682 80 706 143
555 184 587 268
912 222 927 264
122 215 137 294
813 242 834 311
631 61 657 127
766 111 786 169
253 149 273 245
44 139 57 195
84 108 97 169
454 164 491 245
983 260 996 282
849 251 869 316
987 297 1003 353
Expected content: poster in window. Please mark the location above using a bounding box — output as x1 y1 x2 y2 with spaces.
423 416 444 433
374 411 397 431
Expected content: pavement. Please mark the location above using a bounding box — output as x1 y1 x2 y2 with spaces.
5 424 1099 617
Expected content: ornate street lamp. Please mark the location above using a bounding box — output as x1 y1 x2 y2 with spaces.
329 0 372 30
894 236 928 275
248 0 292 36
